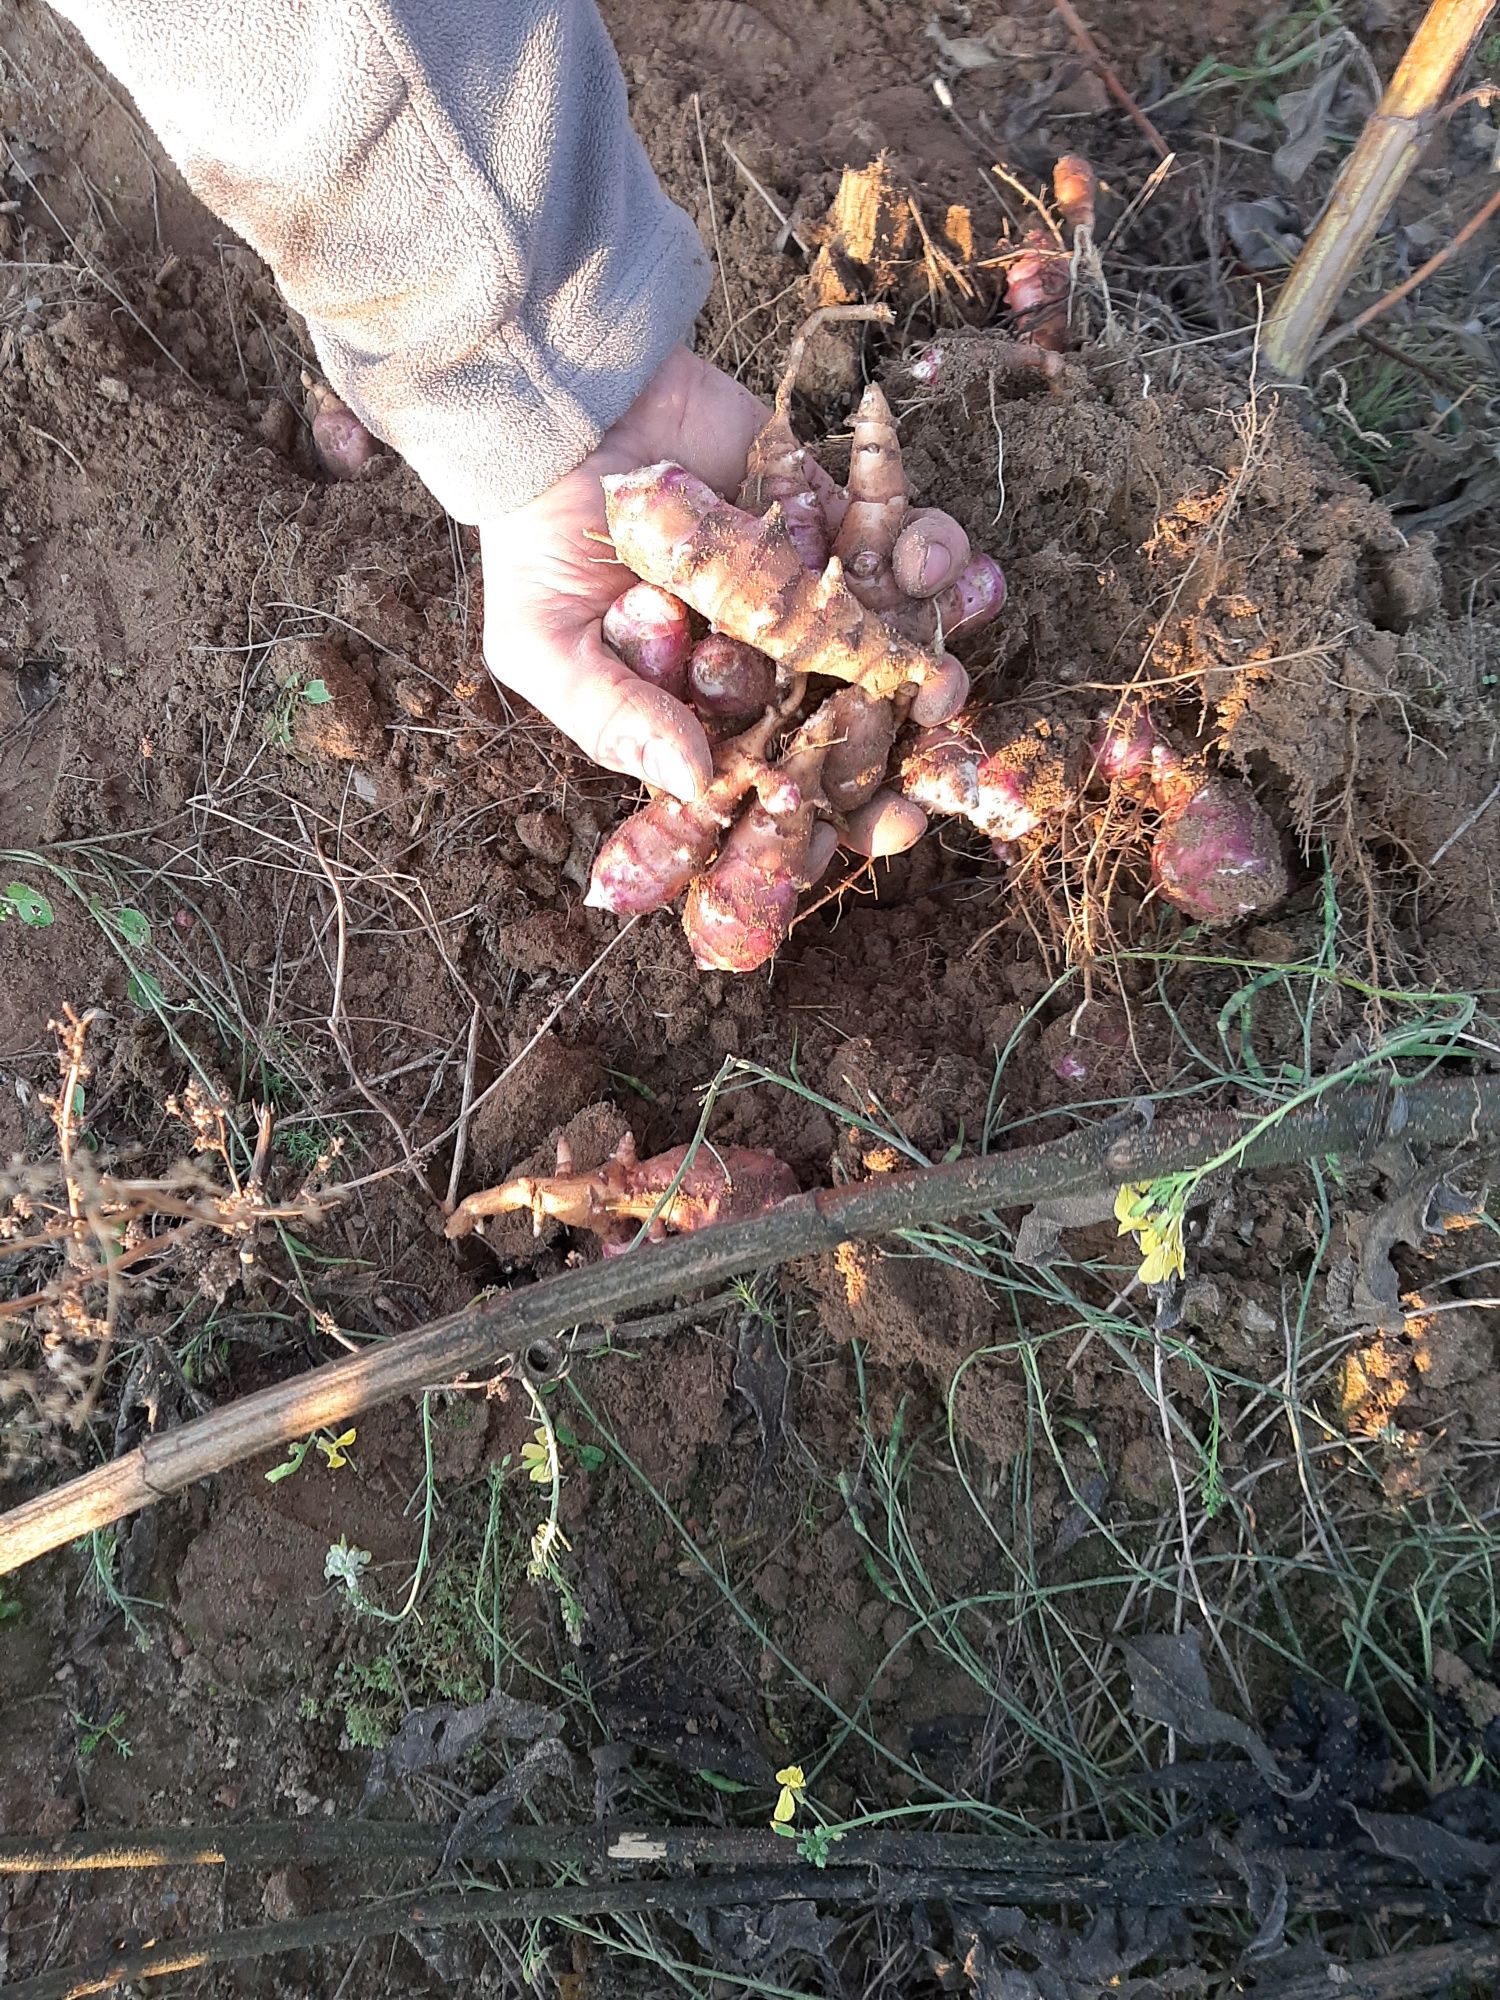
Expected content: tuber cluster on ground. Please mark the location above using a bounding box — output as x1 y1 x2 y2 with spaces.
583 304 1288 974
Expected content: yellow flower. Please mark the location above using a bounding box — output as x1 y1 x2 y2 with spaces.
315 1427 356 1470
1114 1183 1185 1286
1136 1216 1185 1285
520 1427 556 1485
772 1764 806 1826
1114 1183 1153 1232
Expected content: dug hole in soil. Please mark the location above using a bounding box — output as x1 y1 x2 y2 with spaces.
2 0 1499 1991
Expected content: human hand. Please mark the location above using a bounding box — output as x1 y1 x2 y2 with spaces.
479 347 987 849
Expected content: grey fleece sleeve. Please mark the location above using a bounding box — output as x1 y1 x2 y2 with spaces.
48 0 711 521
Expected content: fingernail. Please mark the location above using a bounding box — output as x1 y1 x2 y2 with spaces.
918 539 953 591
643 739 702 801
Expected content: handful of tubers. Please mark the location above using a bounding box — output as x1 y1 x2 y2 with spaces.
586 315 1287 973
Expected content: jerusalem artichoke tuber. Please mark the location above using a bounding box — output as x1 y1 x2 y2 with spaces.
687 635 778 731
584 711 787 916
445 1131 798 1249
602 466 935 704
603 582 693 700
1090 704 1288 923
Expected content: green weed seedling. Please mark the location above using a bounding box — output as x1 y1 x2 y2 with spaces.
1 880 55 926
265 665 333 747
72 1709 132 1762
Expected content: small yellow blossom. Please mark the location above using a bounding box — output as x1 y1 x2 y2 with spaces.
315 1427 356 1470
772 1764 806 1826
1114 1183 1186 1286
520 1427 556 1485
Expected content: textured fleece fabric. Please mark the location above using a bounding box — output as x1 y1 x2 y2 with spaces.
49 0 711 520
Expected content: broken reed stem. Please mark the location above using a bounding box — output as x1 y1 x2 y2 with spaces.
6 1819 1494 1998
1262 0 1495 381
0 1818 1478 1921
7 1850 1490 2000
3 1073 1498 1578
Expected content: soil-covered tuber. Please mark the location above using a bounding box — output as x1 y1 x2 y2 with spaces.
304 381 380 479
445 1131 798 1250
1149 768 1288 924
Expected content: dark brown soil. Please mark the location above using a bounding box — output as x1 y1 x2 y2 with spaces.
3 0 1499 1992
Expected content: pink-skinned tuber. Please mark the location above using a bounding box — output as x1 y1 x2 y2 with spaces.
603 582 693 701
445 1130 798 1251
586 314 1018 975
1090 702 1287 924
687 634 777 731
1148 767 1288 924
304 381 380 479
585 710 792 916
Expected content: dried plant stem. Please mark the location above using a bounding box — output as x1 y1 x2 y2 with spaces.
3 1074 1498 1578
1262 0 1495 381
1048 0 1171 158
4 1820 1492 1996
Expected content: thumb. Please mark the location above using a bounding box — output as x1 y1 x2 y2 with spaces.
490 622 713 802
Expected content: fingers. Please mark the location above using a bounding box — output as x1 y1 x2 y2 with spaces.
893 508 972 599
493 623 713 802
910 654 970 727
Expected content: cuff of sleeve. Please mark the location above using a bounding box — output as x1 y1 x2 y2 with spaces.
313 205 712 525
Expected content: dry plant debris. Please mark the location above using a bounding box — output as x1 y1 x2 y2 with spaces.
1 1010 323 1475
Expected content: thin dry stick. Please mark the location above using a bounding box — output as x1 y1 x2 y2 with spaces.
4 1074 1499 1578
444 1001 485 1211
1048 0 1171 159
1429 773 1500 867
692 91 741 372
1262 0 1495 380
1311 180 1500 361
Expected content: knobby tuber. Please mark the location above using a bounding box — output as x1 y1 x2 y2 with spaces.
445 1131 798 1252
687 635 778 731
304 380 380 479
603 465 934 704
584 710 792 916
1004 154 1099 352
